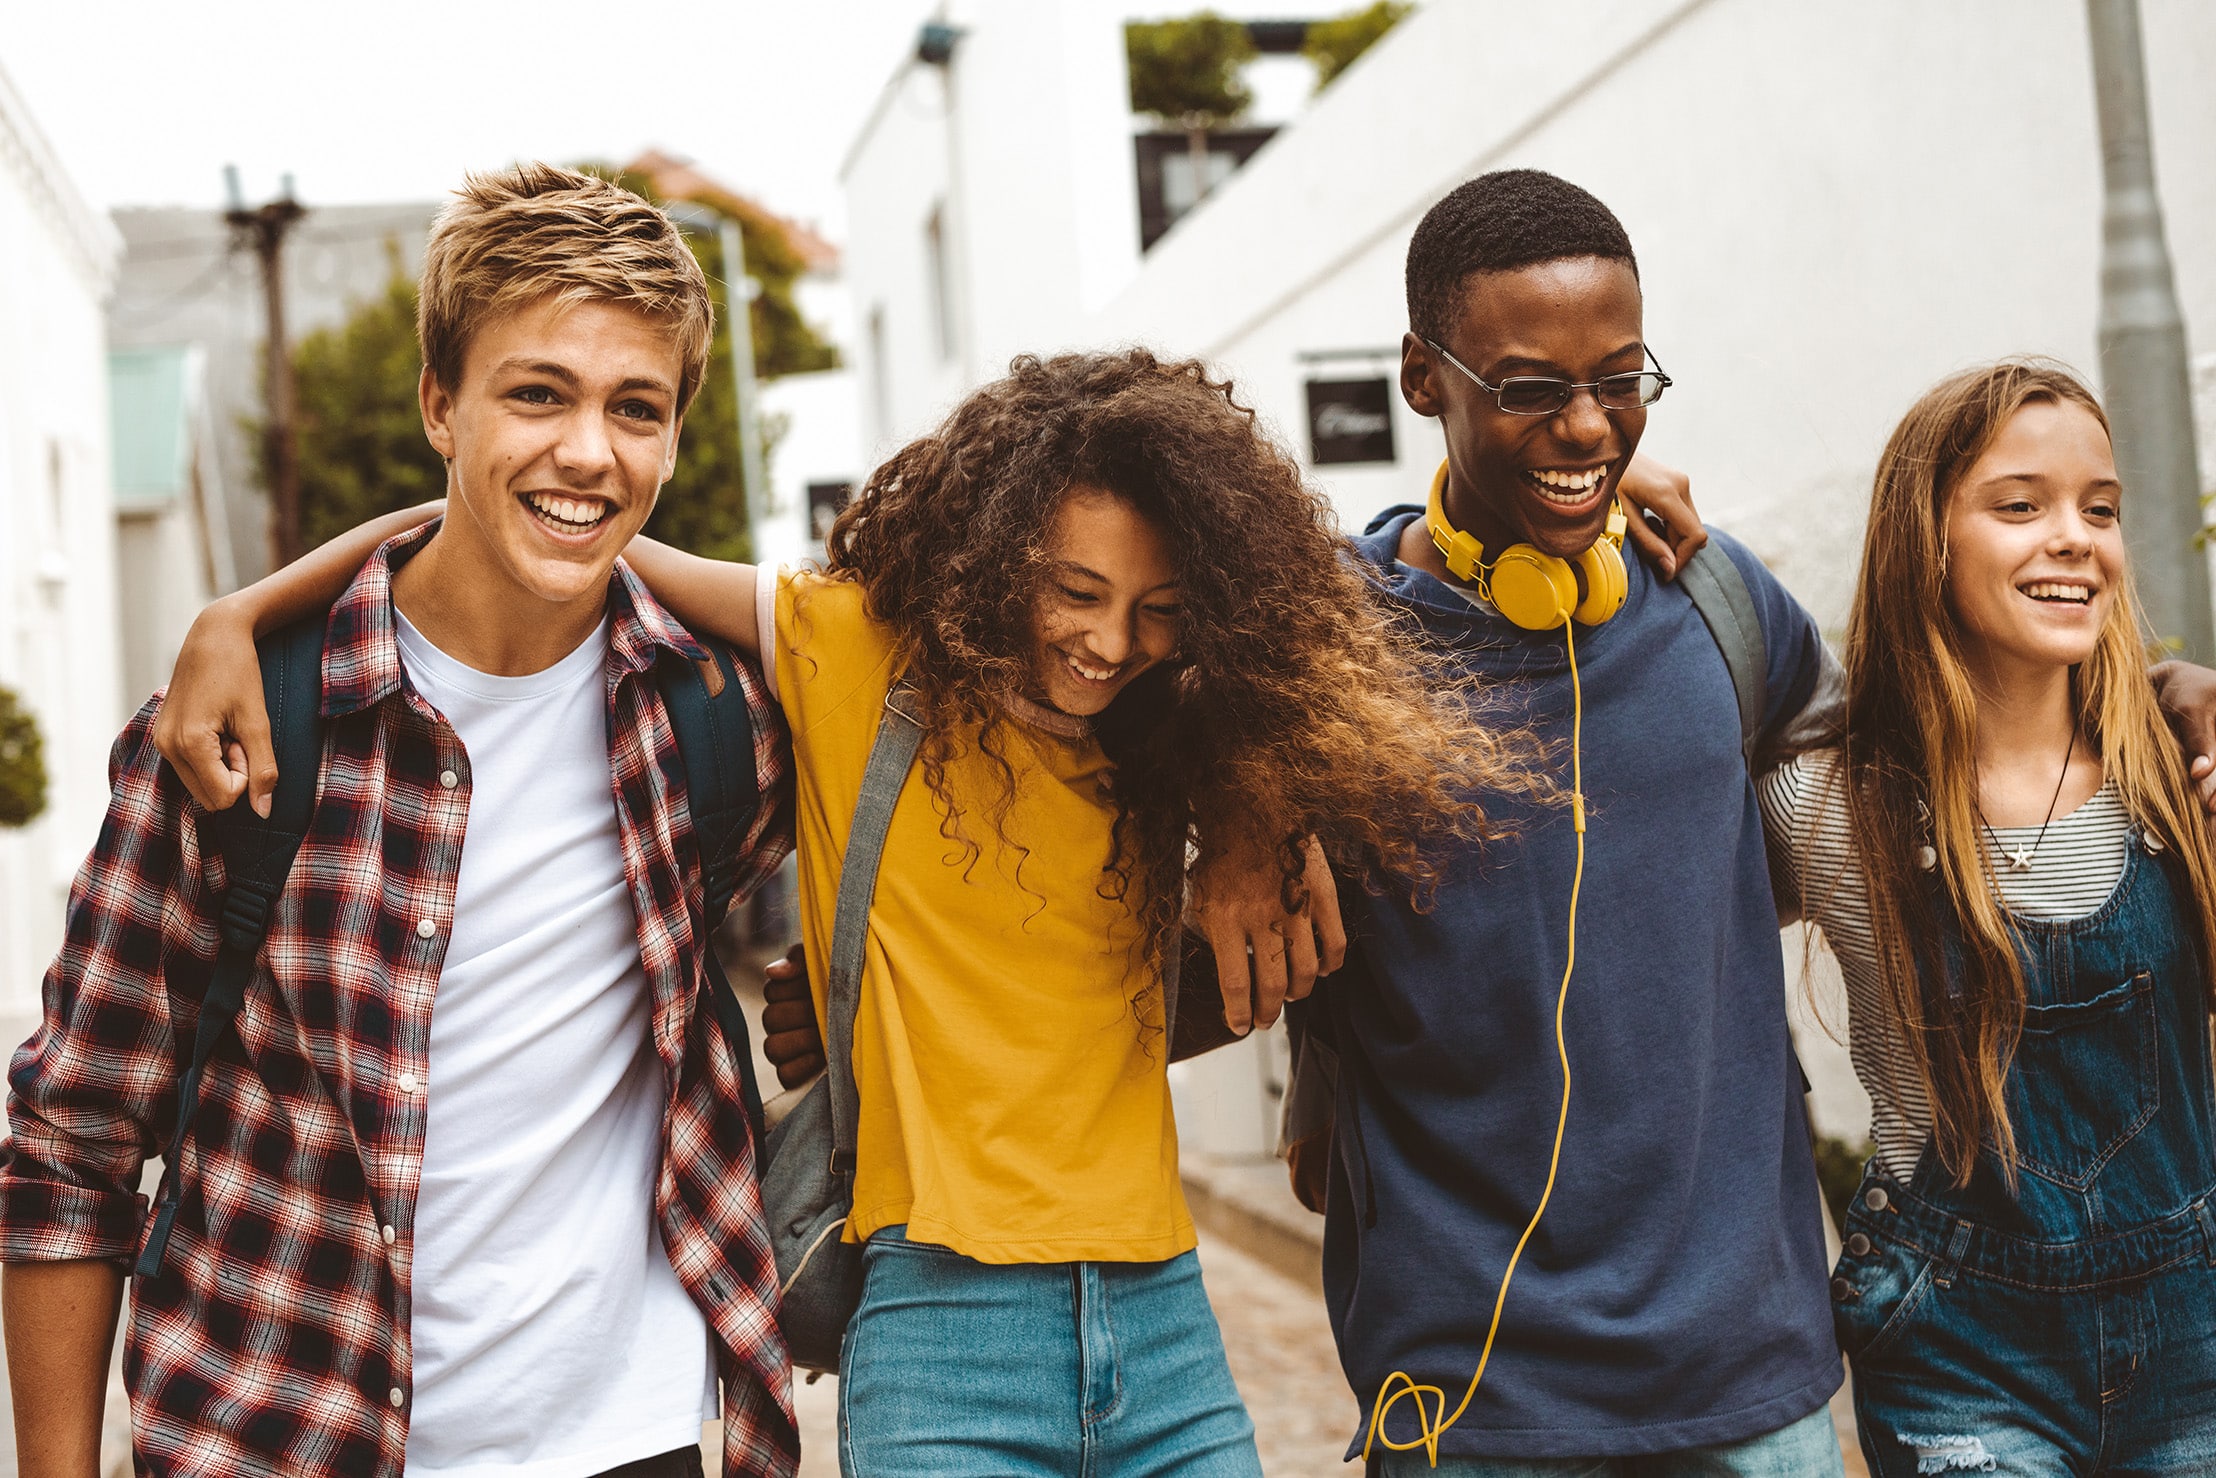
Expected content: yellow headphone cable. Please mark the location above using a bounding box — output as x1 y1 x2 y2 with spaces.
1362 614 1588 1468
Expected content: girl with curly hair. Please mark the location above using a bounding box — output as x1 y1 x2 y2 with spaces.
157 346 1692 1473
1760 360 2216 1474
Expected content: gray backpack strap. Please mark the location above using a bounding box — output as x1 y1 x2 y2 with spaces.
824 686 924 1185
1676 542 1768 764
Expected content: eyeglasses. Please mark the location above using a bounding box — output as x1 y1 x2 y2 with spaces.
1422 338 1672 417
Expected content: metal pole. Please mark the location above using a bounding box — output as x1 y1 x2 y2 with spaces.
718 217 768 545
226 171 308 569
2086 0 2210 661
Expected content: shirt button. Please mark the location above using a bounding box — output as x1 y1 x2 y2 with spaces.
2146 831 2167 854
398 1073 419 1094
1846 1232 1872 1257
439 769 459 789
1863 1186 1890 1213
388 1386 405 1408
1830 1276 1856 1302
1915 845 1937 871
416 918 437 940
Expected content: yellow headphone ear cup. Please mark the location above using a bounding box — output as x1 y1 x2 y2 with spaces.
1489 547 1580 631
1571 539 1628 625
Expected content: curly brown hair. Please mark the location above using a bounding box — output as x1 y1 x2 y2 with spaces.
825 348 1545 960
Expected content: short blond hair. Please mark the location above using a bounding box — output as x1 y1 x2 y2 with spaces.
418 162 714 410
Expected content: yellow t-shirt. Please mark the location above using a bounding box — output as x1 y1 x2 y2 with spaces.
773 570 1193 1263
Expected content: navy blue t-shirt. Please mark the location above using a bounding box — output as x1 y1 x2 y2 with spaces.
1322 512 1841 1460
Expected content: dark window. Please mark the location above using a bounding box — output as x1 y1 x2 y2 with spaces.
807 481 854 544
1132 128 1278 251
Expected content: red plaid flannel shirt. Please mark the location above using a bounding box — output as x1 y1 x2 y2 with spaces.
0 525 798 1477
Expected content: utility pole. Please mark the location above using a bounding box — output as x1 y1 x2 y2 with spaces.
667 202 768 552
2086 0 2210 661
226 166 309 568
719 215 768 541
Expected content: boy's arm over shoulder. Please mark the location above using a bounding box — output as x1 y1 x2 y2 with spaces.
1 699 212 1267
1705 529 1840 770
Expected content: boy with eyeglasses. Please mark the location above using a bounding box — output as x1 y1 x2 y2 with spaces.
1321 168 1850 1475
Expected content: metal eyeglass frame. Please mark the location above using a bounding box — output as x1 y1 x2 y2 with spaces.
1421 338 1673 416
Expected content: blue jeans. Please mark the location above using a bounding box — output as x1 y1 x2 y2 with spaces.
838 1227 1262 1477
1375 1404 1843 1477
1837 840 2216 1475
1840 1168 2216 1477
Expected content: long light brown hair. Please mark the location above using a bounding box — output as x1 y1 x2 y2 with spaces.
1843 358 2216 1184
825 349 1549 989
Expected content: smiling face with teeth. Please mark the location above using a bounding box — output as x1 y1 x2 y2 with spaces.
399 296 684 674
1026 486 1183 719
1942 396 2125 687
1399 255 1647 574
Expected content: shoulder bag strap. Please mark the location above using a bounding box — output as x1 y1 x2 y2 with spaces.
1676 541 1769 765
656 638 775 1138
139 613 326 1279
825 686 924 1189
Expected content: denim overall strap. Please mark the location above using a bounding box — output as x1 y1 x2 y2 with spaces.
1903 838 2216 1285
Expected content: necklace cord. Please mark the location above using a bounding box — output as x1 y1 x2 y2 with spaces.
1976 729 2075 872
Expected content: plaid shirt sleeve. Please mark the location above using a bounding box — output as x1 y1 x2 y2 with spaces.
725 646 795 907
0 697 215 1264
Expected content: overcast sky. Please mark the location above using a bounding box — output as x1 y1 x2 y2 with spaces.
3 0 1322 239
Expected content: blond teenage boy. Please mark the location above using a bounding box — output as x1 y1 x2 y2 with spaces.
0 165 795 1478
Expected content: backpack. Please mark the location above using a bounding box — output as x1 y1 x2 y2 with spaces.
1278 541 1773 1212
137 614 777 1279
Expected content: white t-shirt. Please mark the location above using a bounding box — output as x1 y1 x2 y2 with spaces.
396 610 715 1478
1760 748 2134 1181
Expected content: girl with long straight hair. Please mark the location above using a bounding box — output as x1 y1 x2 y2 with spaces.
1760 359 2216 1475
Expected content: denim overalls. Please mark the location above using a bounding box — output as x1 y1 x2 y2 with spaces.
1834 835 2216 1476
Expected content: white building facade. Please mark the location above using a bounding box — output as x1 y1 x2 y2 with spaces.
0 64 123 1018
840 0 1144 463
849 0 2216 631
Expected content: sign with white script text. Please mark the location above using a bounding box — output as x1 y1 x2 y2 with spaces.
1305 377 1396 465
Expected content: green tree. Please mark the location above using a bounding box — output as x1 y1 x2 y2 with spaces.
1126 13 1256 127
1303 2 1412 90
287 243 448 553
0 685 48 829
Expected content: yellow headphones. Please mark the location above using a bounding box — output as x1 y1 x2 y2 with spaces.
1424 461 1628 630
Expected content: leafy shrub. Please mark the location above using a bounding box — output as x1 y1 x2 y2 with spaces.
1812 1133 1870 1235
1304 2 1412 90
0 686 48 828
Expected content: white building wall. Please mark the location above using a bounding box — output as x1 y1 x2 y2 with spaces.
842 0 1142 457
0 65 122 1018
1090 0 2216 632
757 366 862 568
843 62 965 458
116 508 213 708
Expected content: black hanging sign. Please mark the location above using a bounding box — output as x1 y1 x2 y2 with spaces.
1305 377 1396 465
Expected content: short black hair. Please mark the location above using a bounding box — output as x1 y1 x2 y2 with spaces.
1405 169 1638 345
